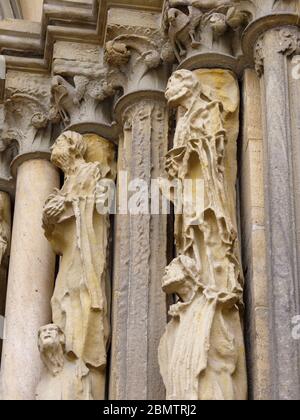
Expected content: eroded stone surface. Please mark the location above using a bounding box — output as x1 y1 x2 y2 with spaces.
37 131 116 400
159 69 247 400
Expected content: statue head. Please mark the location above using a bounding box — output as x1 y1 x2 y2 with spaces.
38 324 64 352
51 131 87 171
38 324 65 376
165 70 199 108
162 255 200 302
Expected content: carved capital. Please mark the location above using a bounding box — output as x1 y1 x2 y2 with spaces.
105 25 173 95
51 59 119 139
1 72 52 172
163 0 252 65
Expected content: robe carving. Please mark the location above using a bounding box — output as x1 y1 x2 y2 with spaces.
159 69 247 401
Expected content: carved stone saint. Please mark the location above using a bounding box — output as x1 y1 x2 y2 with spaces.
158 70 247 400
38 131 116 400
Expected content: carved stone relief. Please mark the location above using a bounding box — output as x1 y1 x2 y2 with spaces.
2 72 52 158
51 59 119 136
105 26 173 95
36 131 116 400
163 0 252 61
158 69 247 400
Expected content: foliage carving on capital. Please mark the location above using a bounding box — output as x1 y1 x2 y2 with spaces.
1 72 52 157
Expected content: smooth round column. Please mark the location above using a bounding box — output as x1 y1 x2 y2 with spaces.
0 159 59 400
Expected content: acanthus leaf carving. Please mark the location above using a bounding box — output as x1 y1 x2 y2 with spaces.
2 72 52 157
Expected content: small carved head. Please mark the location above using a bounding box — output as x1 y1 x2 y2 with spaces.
38 324 65 354
50 131 87 170
162 255 200 302
165 70 199 107
38 324 65 377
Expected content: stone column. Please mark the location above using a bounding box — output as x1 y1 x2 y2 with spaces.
253 27 300 400
111 94 169 400
240 68 270 400
1 160 59 400
0 71 60 400
104 25 171 399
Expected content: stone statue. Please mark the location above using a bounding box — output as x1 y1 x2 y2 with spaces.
158 70 247 400
38 131 116 400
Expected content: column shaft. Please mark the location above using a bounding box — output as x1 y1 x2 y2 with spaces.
110 97 169 400
1 159 59 400
260 29 300 400
241 69 270 400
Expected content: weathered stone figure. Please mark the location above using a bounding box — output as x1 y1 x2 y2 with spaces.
35 324 92 400
39 131 115 400
158 69 247 400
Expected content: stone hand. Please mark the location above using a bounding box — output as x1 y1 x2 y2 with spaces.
43 192 66 225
